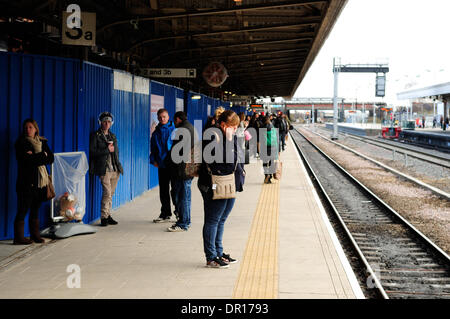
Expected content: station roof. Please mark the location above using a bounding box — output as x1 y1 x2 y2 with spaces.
397 82 450 100
0 0 347 99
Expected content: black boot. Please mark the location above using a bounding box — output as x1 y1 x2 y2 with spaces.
107 216 118 225
13 220 32 245
101 218 108 226
30 219 45 243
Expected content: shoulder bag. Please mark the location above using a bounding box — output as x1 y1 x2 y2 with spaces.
207 161 238 200
46 175 56 200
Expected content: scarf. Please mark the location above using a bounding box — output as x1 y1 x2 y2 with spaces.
25 136 49 188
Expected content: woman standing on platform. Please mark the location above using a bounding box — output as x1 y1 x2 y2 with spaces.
198 110 245 268
14 119 54 244
261 115 278 184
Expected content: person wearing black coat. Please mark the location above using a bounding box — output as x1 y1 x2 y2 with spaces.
14 119 54 245
89 112 123 227
198 110 245 268
166 111 197 232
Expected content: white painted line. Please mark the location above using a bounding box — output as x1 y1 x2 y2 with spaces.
289 134 366 299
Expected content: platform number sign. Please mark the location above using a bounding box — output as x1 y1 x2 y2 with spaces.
62 6 96 46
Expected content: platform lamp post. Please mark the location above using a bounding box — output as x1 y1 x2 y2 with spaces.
332 58 340 140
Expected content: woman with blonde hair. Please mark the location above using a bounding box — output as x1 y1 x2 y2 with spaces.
205 106 226 129
214 106 225 121
198 110 246 268
14 119 54 244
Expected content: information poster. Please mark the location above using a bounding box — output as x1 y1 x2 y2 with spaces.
176 98 184 113
150 94 164 137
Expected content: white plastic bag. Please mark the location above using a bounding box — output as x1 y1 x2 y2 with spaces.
51 152 89 222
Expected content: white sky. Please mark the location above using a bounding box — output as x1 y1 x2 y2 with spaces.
294 0 450 106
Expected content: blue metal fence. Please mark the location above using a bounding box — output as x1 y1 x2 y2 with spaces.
79 62 112 225
0 52 80 239
0 51 239 240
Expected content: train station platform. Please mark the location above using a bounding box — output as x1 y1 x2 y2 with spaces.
0 136 363 299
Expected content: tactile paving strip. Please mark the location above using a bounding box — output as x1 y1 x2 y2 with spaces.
232 179 279 299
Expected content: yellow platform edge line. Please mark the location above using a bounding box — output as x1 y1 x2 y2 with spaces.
233 177 280 299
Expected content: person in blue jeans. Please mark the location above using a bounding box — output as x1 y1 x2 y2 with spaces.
150 108 177 223
166 111 196 232
198 110 246 268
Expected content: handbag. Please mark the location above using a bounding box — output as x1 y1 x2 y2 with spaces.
207 161 238 200
244 129 252 141
274 160 283 180
46 175 56 200
184 142 202 178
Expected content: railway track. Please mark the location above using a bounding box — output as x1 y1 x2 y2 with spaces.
318 126 450 169
290 128 450 299
302 126 450 200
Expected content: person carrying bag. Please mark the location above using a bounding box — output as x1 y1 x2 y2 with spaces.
197 110 245 269
14 119 54 245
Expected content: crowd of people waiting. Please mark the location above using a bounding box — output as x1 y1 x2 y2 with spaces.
13 109 291 269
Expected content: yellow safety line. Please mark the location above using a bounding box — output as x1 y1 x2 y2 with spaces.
233 178 279 299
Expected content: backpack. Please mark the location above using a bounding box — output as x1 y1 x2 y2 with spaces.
266 128 278 147
184 141 202 178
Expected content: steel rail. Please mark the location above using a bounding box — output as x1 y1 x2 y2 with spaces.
290 129 388 299
307 128 450 201
320 127 450 168
291 128 450 298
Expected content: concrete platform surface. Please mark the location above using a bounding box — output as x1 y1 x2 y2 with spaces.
0 136 363 299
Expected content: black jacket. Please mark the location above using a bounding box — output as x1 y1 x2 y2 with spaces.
168 119 196 180
89 129 123 176
15 135 54 193
198 132 245 198
274 117 288 133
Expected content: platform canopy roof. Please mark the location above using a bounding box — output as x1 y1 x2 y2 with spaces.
1 0 347 98
397 82 450 100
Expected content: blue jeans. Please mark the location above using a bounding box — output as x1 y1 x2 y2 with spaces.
172 178 192 230
200 189 236 261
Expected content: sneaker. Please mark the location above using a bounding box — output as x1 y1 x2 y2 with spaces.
221 253 238 264
206 257 230 269
107 216 118 225
100 218 108 227
153 216 171 223
167 225 186 232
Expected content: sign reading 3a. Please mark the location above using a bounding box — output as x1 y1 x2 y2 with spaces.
62 10 96 46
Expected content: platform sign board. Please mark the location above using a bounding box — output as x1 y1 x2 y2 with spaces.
376 74 386 97
141 68 196 78
62 12 96 46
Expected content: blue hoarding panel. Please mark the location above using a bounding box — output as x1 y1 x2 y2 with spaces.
112 70 133 208
132 76 150 198
79 62 112 224
0 52 80 239
0 52 235 240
